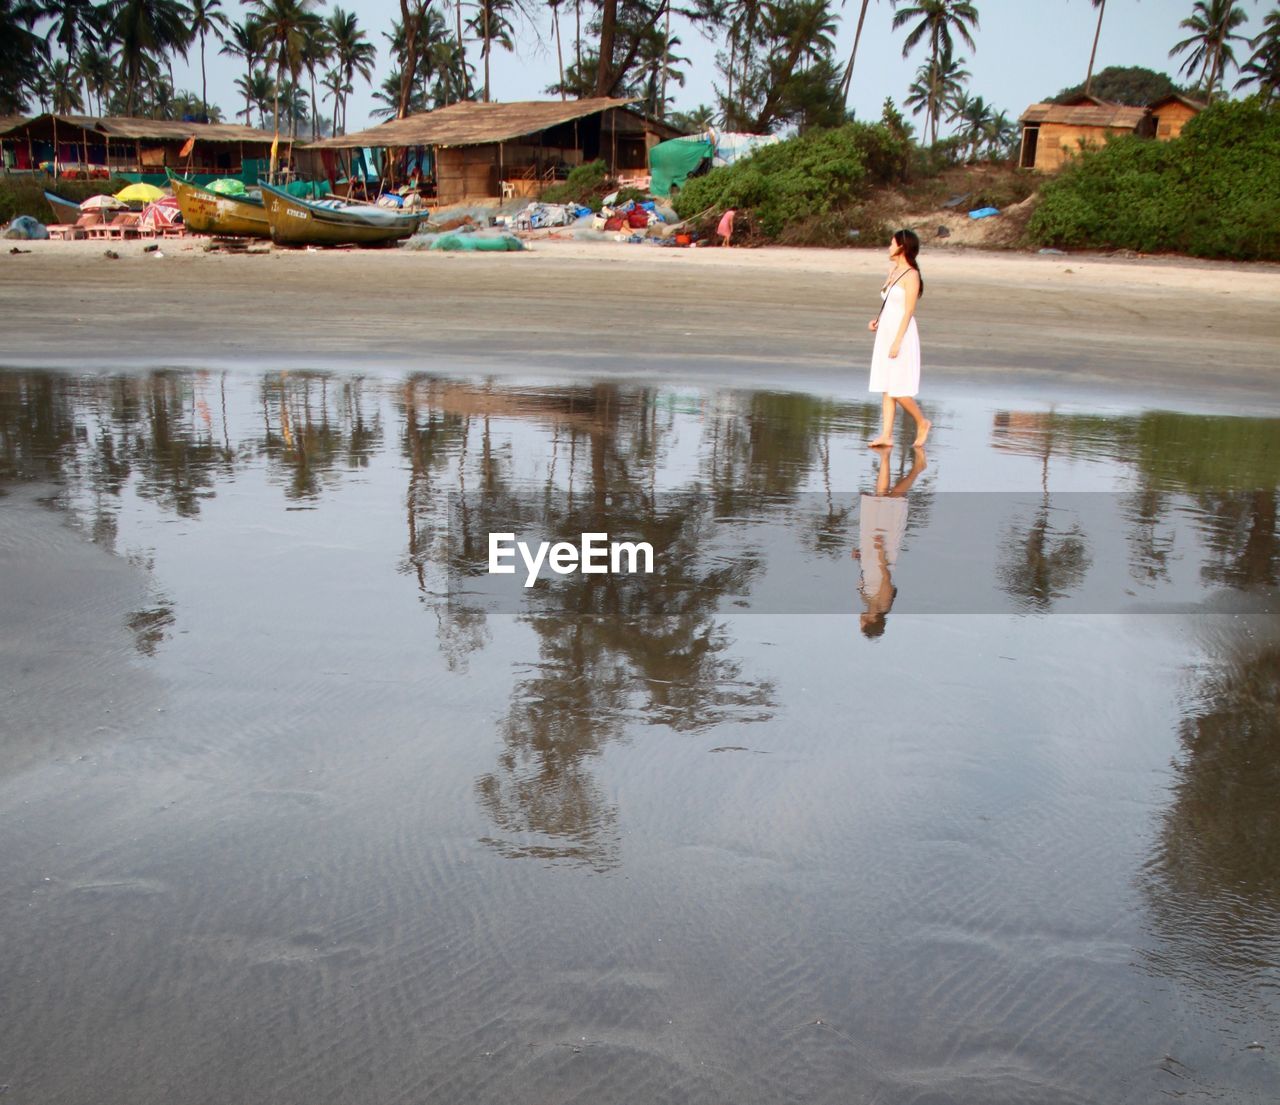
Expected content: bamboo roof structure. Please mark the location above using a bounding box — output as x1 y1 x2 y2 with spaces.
304 98 640 150
0 114 282 144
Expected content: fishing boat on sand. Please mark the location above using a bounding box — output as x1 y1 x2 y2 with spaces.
44 191 82 224
167 170 269 238
259 182 421 247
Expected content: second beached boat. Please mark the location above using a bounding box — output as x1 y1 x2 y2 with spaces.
168 171 270 238
44 191 82 224
258 182 421 247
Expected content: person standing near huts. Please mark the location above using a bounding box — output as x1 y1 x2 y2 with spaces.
867 229 931 448
716 208 736 246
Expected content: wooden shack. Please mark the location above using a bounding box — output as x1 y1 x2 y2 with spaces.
1017 97 1148 171
1145 94 1206 140
301 98 685 204
0 114 281 180
1018 93 1205 172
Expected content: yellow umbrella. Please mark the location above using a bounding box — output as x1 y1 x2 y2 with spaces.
115 182 166 204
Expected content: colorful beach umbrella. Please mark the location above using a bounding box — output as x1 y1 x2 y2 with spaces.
115 182 166 204
80 194 128 211
140 197 182 228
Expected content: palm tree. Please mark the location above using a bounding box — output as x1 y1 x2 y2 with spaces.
634 26 688 117
50 58 85 112
1084 0 1106 96
985 107 1018 160
173 87 222 120
109 0 194 115
1235 8 1280 102
246 0 322 150
220 17 263 124
235 66 276 127
839 0 879 104
427 34 472 106
949 90 993 161
903 47 969 144
0 0 47 113
77 43 116 115
326 7 376 134
44 0 105 106
275 78 309 134
188 0 229 120
466 0 518 103
371 66 428 117
892 0 979 144
669 102 717 130
1170 0 1250 103
320 67 351 136
300 17 332 139
725 0 768 104
548 0 567 100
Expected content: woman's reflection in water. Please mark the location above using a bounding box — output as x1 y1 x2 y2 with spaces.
853 446 927 637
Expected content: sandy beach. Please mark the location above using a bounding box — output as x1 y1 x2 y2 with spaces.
3 239 1278 407
4 237 1279 1105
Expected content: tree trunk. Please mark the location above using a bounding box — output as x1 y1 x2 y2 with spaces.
660 1 670 117
554 5 566 100
840 0 872 102
1084 0 1105 96
398 0 420 117
594 0 618 96
929 23 942 144
483 2 491 102
200 30 208 116
271 60 282 179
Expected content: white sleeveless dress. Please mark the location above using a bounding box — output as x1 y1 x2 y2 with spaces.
868 276 921 398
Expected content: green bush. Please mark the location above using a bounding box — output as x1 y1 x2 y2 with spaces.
540 159 610 208
0 177 134 224
672 123 909 240
1028 98 1280 261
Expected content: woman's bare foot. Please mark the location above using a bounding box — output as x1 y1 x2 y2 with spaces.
913 419 932 447
867 437 892 449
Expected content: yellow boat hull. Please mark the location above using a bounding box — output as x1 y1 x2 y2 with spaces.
260 183 420 247
168 174 269 238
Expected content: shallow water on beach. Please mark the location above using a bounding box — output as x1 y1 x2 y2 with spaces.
1 367 1278 1105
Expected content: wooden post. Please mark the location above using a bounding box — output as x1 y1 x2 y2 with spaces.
135 140 141 174
52 114 59 178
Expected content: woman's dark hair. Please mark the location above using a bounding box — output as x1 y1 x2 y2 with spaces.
893 228 924 298
859 586 899 640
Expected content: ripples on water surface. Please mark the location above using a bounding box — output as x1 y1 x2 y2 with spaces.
1 369 1277 1105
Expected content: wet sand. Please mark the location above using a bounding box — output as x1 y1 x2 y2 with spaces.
2 239 1278 408
2 251 1278 1104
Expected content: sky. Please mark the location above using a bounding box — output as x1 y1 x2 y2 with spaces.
94 0 1277 134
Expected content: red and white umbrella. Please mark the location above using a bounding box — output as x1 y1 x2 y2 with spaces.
140 196 182 228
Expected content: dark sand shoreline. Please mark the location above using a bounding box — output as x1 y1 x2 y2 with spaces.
2 239 1278 411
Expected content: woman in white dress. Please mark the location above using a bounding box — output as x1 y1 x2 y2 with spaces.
867 229 931 448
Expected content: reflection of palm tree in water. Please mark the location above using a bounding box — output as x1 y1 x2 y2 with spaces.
1141 633 1280 1027
853 446 927 638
